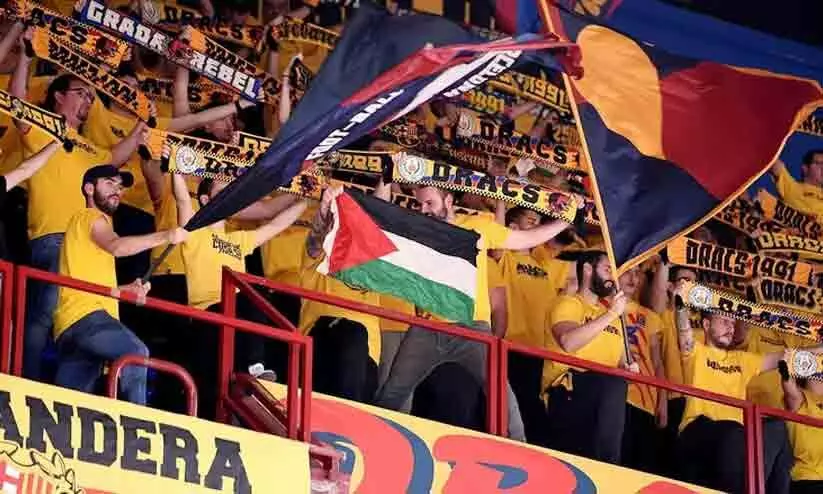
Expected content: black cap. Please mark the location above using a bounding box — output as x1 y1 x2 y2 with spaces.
82 165 134 191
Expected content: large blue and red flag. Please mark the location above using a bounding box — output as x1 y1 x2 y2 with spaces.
530 0 823 273
185 2 576 230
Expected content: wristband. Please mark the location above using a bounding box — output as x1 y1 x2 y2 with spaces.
235 100 243 115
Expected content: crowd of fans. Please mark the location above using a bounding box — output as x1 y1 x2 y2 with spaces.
0 1 822 493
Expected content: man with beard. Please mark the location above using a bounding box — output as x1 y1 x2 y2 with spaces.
674 297 802 493
375 185 582 441
9 28 149 381
542 250 633 464
52 165 187 404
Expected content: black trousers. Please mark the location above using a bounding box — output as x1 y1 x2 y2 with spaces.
622 404 663 475
792 480 823 494
676 416 792 494
309 316 377 404
508 352 547 445
112 204 155 285
544 371 628 465
411 361 485 432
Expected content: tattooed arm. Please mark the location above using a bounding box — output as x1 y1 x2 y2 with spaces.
306 186 342 259
674 295 695 355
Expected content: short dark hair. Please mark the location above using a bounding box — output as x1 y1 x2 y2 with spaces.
44 74 82 112
505 207 529 227
576 251 606 286
803 149 823 166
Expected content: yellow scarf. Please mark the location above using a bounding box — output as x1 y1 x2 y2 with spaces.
676 280 822 342
667 236 813 286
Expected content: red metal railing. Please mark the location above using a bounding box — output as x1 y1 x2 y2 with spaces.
227 270 502 436
6 262 823 493
754 404 823 492
106 355 199 416
499 339 761 493
220 268 314 441
10 264 313 441
0 260 14 374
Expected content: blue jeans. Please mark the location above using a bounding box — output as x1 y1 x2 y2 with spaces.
55 310 149 405
24 233 63 381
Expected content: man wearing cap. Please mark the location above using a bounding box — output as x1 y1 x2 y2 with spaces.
51 165 187 404
8 27 150 381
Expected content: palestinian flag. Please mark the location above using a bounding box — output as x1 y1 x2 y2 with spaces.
318 189 479 324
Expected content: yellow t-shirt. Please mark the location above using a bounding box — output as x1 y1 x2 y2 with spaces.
775 166 823 220
299 257 382 362
624 301 663 414
542 294 624 390
260 206 316 285
181 225 256 309
261 224 310 286
498 250 554 348
680 340 764 431
451 214 510 324
151 176 200 276
83 108 171 215
660 307 704 399
788 389 823 481
52 209 118 337
23 127 112 240
380 294 414 333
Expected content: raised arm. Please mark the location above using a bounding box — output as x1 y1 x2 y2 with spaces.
780 360 804 413
674 294 695 355
770 159 786 179
233 193 303 222
650 258 670 314
91 215 187 257
9 25 32 133
252 198 307 249
306 186 341 259
502 218 570 251
3 141 59 189
762 344 823 373
171 172 194 226
173 65 191 118
110 121 149 167
169 99 256 133
552 291 627 353
141 159 166 210
490 285 507 338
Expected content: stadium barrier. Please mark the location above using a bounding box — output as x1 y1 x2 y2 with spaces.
106 355 199 416
8 261 314 441
3 259 823 492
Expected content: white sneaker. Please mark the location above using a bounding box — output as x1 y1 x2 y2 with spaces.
248 363 277 382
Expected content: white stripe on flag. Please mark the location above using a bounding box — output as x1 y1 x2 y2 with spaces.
380 231 476 300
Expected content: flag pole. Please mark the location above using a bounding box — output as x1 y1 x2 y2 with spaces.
536 0 633 364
